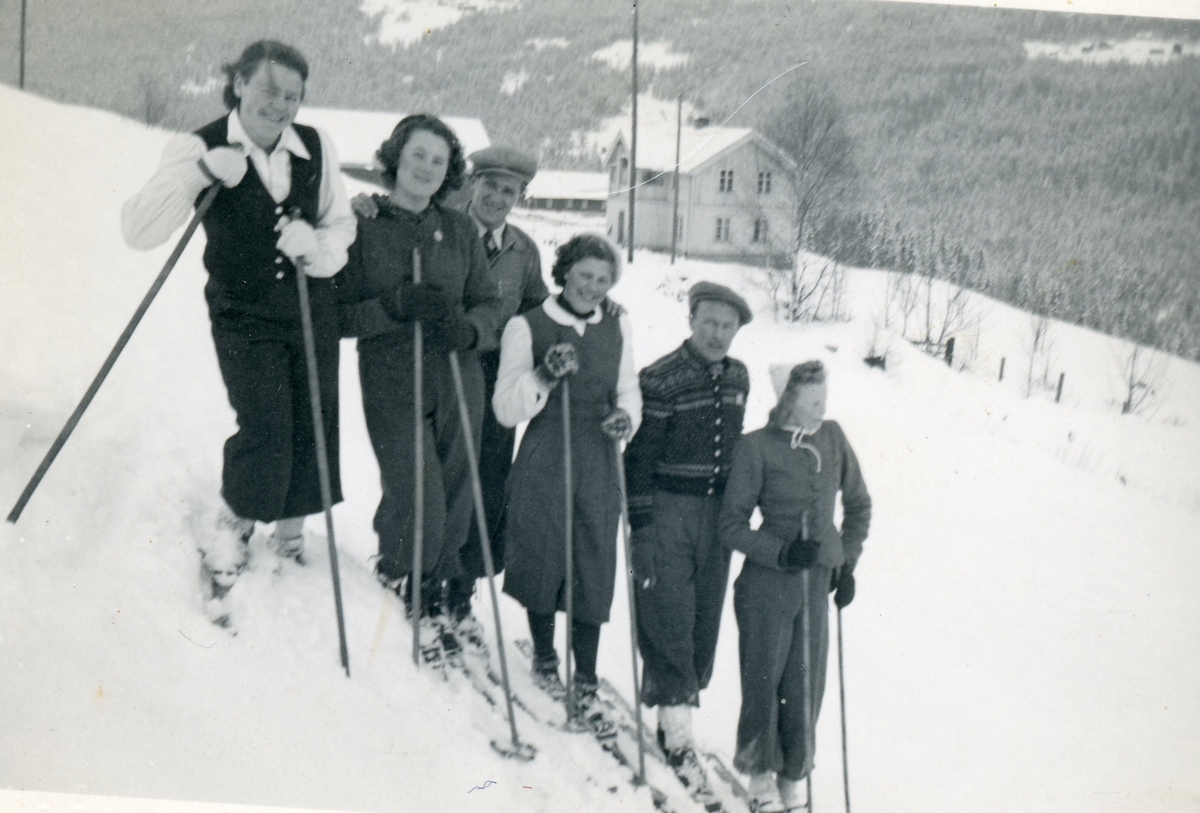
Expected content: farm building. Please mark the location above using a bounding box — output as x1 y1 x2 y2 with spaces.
604 119 797 265
518 170 607 215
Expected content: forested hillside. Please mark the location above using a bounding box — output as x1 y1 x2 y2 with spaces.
1 0 1196 357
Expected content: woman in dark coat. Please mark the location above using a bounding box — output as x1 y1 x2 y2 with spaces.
492 234 641 700
337 115 502 638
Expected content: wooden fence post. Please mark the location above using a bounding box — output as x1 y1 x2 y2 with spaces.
1055 372 1065 403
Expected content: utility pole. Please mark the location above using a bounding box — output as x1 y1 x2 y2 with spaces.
670 95 681 264
19 0 28 89
627 0 638 265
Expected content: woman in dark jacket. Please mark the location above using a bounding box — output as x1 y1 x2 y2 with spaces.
719 361 871 813
338 115 502 642
492 234 641 702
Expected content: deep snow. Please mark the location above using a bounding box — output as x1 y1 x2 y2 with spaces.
2 85 1199 813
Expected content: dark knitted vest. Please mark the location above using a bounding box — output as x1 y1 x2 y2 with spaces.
526 306 622 422
194 117 322 301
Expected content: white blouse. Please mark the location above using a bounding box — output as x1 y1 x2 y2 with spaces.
492 297 642 434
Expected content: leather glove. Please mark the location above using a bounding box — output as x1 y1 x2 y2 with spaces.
831 567 856 609
199 147 248 187
600 409 633 441
779 533 820 571
630 526 657 590
384 280 454 323
601 297 626 318
425 308 478 353
275 219 322 268
351 193 380 219
534 342 579 387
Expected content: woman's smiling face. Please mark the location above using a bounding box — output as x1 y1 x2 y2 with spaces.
233 61 304 151
391 129 451 211
561 257 615 314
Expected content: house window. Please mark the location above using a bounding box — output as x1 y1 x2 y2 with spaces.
610 166 617 186
617 211 626 245
619 158 629 186
757 172 772 194
753 219 769 243
718 170 734 193
715 217 731 242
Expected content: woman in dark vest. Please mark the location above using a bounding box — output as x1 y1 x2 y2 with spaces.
492 233 642 702
122 40 355 627
337 116 502 657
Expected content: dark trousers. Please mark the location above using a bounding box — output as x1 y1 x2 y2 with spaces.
358 332 483 581
733 563 831 781
208 281 341 522
636 491 732 707
448 349 513 609
528 609 601 681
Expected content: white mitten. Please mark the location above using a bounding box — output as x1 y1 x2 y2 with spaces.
200 147 248 187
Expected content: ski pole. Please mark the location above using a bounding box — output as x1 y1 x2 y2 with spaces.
837 600 851 813
288 208 350 678
411 247 425 668
561 378 579 727
447 349 535 762
8 182 222 525
800 557 814 813
613 438 647 785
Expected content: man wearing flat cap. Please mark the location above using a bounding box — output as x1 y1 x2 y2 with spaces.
719 360 871 813
443 145 550 637
624 280 753 793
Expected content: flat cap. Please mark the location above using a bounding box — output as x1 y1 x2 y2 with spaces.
469 146 538 185
688 281 753 326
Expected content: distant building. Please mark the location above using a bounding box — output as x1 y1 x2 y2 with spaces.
519 170 607 215
604 119 797 265
297 107 490 188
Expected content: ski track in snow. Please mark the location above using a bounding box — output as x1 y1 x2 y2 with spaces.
2 86 1199 813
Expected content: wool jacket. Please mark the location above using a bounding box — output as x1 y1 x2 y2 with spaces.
719 420 871 571
465 206 548 353
625 341 750 529
337 198 502 346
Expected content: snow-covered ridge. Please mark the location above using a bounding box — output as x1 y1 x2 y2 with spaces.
361 0 521 49
591 40 690 71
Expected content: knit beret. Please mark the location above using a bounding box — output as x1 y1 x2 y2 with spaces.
769 360 826 397
688 281 753 326
469 146 538 185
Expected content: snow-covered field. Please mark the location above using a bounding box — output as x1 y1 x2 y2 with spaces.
2 86 1199 813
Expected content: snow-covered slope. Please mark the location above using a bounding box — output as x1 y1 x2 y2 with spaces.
2 86 1199 813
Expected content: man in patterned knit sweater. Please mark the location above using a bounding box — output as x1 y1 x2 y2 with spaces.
625 281 752 792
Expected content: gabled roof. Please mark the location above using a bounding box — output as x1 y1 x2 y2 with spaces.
604 124 797 178
524 171 609 201
296 107 490 168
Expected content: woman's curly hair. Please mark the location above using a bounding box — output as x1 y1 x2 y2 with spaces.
376 114 467 203
550 233 623 288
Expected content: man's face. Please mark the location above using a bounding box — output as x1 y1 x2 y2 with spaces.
688 300 743 362
470 172 523 230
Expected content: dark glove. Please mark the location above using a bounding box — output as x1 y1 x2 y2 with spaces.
383 279 454 323
831 567 856 609
630 526 657 590
601 296 626 318
425 307 478 352
534 342 579 387
779 533 820 571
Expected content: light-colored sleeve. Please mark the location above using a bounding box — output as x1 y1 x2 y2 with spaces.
120 133 211 250
492 315 554 428
308 128 356 278
616 312 643 435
